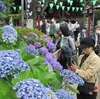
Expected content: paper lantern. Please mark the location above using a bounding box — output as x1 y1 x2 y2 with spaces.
62 6 65 10
70 1 73 6
49 3 54 9
92 0 97 6
13 6 16 11
76 7 79 12
67 0 70 3
60 2 63 7
19 6 22 10
42 0 45 3
80 7 83 11
72 7 75 11
56 5 59 10
80 0 83 2
67 7 70 11
54 0 58 4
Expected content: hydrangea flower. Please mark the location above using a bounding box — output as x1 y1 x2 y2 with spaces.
45 52 55 59
39 47 48 55
46 42 56 51
0 50 30 78
51 61 63 71
60 69 84 85
2 25 17 43
55 89 74 99
44 53 62 71
40 35 53 43
29 32 38 38
46 88 58 99
25 44 39 56
33 42 42 48
13 78 48 99
0 0 6 12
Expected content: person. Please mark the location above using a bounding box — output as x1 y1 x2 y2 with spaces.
9 17 13 26
57 23 76 69
90 26 100 55
69 37 100 99
49 18 56 38
74 20 80 42
45 19 50 35
53 28 62 50
77 28 87 55
41 19 46 34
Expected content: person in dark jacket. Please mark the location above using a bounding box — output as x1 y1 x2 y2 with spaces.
53 29 62 50
90 26 100 55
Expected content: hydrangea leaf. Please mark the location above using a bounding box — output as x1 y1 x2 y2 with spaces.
0 78 11 95
0 78 16 99
12 70 33 86
67 83 79 94
26 56 44 66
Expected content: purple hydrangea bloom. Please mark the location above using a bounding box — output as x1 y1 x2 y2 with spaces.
60 69 84 85
29 32 38 38
46 42 56 51
40 35 53 43
33 42 42 48
43 59 52 67
0 0 6 12
0 50 30 78
25 44 39 56
52 61 63 71
39 47 49 55
2 25 17 43
55 89 74 99
44 54 54 65
13 78 48 99
45 52 55 59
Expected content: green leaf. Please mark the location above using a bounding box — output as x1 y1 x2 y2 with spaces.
67 83 79 94
0 78 11 95
12 70 33 86
51 74 62 91
0 78 16 99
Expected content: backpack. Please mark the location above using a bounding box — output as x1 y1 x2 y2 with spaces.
57 45 78 69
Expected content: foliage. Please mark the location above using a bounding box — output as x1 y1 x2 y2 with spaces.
0 0 14 18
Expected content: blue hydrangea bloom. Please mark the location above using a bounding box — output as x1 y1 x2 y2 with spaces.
13 78 48 99
46 88 58 99
33 42 42 48
25 44 39 56
46 42 56 51
39 47 49 55
0 0 6 12
0 50 30 78
60 69 84 85
55 89 74 99
2 25 17 43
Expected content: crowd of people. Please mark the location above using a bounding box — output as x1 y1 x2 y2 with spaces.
37 18 100 99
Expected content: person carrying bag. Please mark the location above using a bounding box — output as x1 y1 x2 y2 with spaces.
68 37 100 99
